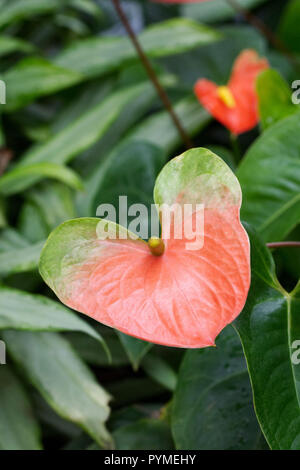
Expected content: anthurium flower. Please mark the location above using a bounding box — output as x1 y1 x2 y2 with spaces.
194 50 269 135
39 148 250 349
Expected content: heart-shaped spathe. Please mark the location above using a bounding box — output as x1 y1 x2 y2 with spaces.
39 148 250 348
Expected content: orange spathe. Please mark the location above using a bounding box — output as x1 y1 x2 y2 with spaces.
194 50 269 135
39 149 251 349
54 207 249 348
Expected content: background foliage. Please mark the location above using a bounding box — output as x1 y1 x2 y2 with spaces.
0 0 299 450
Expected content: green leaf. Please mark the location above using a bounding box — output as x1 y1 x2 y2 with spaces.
172 325 263 450
238 112 300 242
182 0 267 23
51 80 113 137
27 182 76 231
70 0 103 19
0 0 67 29
234 225 300 450
88 141 166 229
55 18 221 77
142 354 177 392
3 330 113 448
0 161 83 195
67 328 130 368
1 57 82 111
18 202 48 243
0 366 42 450
117 331 152 371
107 377 164 408
75 85 172 215
0 198 6 228
0 240 44 277
0 285 106 348
0 35 34 57
0 227 29 252
127 96 211 154
114 419 174 451
257 69 298 130
14 81 156 191
278 0 300 54
74 72 164 184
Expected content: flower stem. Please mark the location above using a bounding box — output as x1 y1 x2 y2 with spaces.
0 148 12 176
226 0 300 72
230 132 241 164
267 242 300 249
111 0 193 150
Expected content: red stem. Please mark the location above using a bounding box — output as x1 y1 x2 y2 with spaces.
267 242 300 249
111 0 193 149
0 148 13 176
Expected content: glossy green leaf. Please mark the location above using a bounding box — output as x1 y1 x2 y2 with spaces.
67 328 130 368
55 18 221 77
74 72 165 184
235 225 300 450
26 182 76 232
0 18 199 110
14 82 156 192
142 354 177 392
257 69 298 130
89 141 166 228
0 198 6 228
33 393 82 442
0 227 29 252
182 0 267 23
51 80 113 137
238 112 300 242
70 0 103 18
117 331 152 371
107 377 164 408
3 330 113 448
114 419 174 451
172 325 263 450
18 202 48 243
75 89 180 216
0 240 44 277
0 285 106 347
278 0 300 54
0 0 66 29
0 36 34 57
127 96 211 154
0 161 83 195
0 366 42 450
1 58 82 111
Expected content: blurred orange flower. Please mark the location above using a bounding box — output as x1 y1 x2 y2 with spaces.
194 50 269 135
